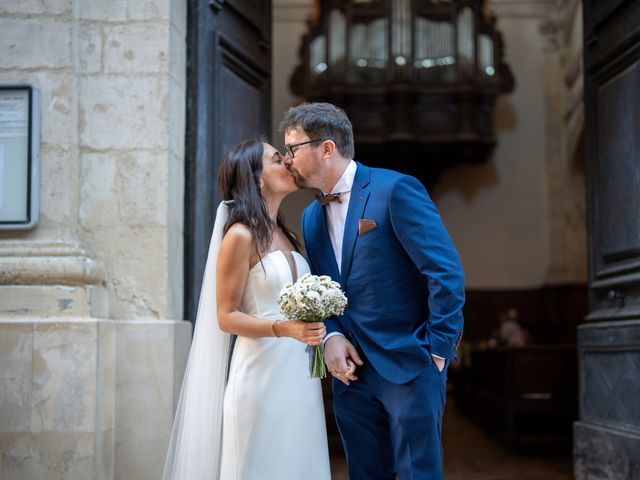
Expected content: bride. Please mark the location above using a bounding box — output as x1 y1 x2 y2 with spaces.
163 138 332 479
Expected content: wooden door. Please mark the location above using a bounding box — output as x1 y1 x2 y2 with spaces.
576 1 640 477
184 0 272 322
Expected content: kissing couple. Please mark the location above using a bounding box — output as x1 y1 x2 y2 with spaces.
163 102 465 480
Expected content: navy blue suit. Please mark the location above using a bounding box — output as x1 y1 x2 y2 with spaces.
302 163 465 480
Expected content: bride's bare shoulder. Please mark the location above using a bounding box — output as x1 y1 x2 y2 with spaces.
225 222 252 241
220 222 254 259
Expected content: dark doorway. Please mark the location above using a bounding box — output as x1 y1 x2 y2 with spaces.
184 0 272 322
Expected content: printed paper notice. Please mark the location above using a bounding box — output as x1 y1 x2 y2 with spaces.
0 144 4 209
0 90 29 139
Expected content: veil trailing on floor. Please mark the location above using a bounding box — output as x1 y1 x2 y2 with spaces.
162 201 233 480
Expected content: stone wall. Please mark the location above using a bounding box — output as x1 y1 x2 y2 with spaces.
0 1 191 478
0 0 186 320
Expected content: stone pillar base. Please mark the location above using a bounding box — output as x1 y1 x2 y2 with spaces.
0 318 191 480
574 421 640 479
574 320 640 480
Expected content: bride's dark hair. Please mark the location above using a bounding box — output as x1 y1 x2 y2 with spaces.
218 137 301 258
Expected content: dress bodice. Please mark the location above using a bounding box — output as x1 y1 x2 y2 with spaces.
240 250 310 320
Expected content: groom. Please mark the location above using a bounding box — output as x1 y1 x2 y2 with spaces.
281 102 465 480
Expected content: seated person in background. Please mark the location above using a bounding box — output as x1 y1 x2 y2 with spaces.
497 308 529 347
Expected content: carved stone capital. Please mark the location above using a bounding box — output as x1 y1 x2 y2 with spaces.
539 0 582 51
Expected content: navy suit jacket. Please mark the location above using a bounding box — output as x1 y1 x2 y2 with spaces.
302 163 465 384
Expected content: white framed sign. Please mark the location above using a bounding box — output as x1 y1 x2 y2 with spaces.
0 86 39 229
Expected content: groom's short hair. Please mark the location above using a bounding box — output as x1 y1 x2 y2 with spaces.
279 102 355 159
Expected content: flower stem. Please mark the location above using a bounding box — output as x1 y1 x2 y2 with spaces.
310 345 327 378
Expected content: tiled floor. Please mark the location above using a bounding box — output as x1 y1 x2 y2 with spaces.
330 399 574 479
442 401 573 480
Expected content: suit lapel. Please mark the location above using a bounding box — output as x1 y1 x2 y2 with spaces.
307 200 340 282
341 163 371 284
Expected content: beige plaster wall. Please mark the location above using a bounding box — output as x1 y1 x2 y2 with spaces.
432 15 552 289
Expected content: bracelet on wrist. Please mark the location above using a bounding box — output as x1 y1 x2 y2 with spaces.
271 320 282 337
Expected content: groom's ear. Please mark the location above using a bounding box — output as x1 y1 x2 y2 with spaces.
322 140 336 158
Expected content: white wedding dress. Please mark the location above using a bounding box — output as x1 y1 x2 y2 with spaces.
162 202 331 480
220 250 331 479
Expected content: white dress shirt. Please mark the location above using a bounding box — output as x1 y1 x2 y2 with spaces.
322 160 356 345
325 160 357 272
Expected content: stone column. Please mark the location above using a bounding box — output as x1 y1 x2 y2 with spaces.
0 1 190 479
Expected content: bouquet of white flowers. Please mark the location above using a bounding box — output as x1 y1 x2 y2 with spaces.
277 273 348 378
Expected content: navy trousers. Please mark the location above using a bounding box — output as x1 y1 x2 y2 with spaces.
333 350 448 480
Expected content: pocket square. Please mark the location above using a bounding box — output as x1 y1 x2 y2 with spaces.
358 219 377 235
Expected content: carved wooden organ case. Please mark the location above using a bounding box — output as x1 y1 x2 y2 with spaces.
290 0 515 183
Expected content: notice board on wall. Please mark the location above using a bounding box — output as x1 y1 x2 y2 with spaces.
0 86 39 230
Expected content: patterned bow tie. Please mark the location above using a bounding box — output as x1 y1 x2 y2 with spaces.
315 192 343 206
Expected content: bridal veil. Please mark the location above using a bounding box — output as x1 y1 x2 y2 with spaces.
162 201 233 480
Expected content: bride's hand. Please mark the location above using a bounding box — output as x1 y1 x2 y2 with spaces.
278 320 326 346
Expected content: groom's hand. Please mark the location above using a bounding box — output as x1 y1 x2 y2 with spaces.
324 335 364 385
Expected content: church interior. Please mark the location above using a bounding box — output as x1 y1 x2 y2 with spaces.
273 1 584 476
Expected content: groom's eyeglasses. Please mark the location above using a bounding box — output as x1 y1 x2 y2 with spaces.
283 139 323 158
